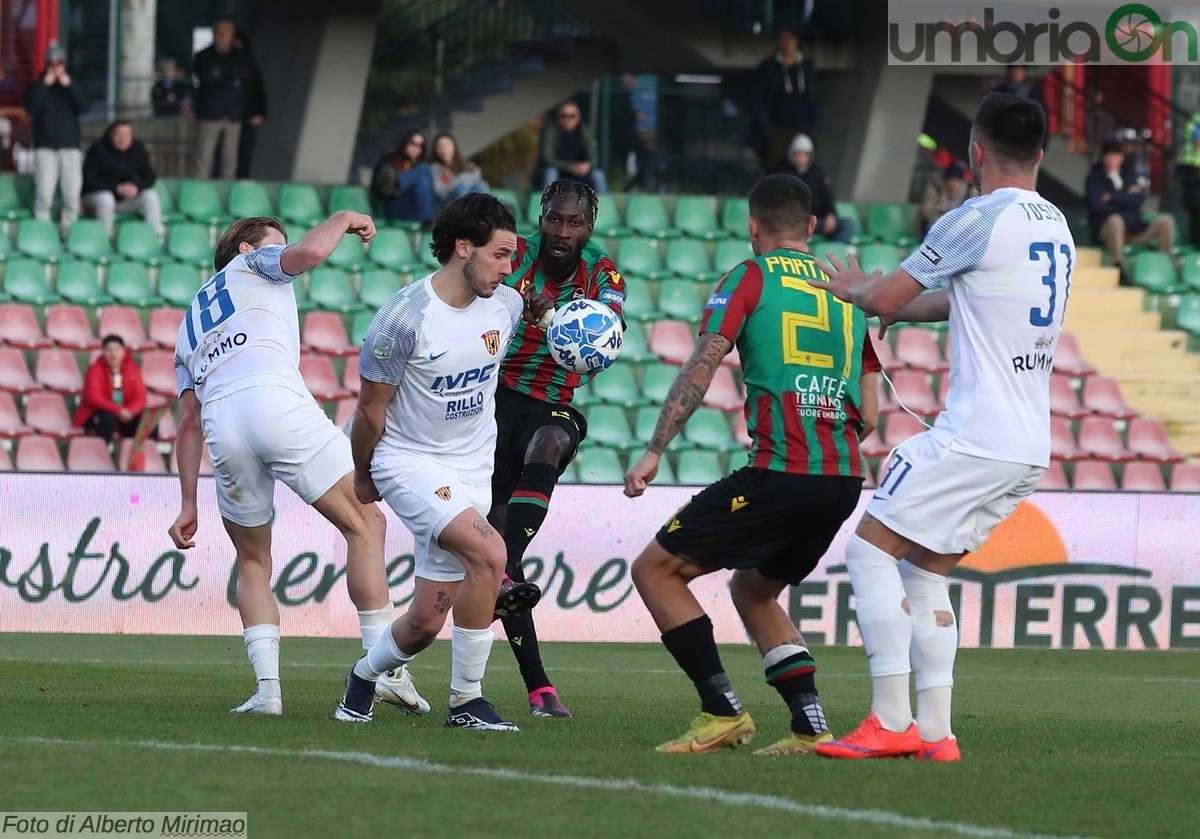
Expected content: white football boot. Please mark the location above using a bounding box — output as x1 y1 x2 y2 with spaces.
374 665 431 715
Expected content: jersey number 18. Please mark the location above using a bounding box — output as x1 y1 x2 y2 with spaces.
184 272 236 350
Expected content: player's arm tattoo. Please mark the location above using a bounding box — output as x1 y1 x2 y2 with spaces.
473 519 496 539
434 590 451 615
647 333 732 456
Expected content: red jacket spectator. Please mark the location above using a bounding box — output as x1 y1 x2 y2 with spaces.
73 341 147 430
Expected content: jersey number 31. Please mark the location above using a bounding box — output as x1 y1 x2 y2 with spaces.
184 272 236 350
1028 242 1072 327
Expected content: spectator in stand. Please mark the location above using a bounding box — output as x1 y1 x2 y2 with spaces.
537 101 608 194
370 130 435 226
993 65 1047 147
82 121 163 238
1086 140 1175 276
919 162 976 235
428 132 488 210
191 19 263 179
73 335 148 442
151 57 187 116
24 42 88 235
749 28 820 170
1178 111 1200 247
772 133 851 242
233 30 267 179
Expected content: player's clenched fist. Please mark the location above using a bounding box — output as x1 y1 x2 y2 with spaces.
342 211 377 244
523 290 556 329
168 510 198 549
354 472 382 505
624 451 660 498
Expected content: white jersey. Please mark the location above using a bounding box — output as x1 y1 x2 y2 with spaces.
358 276 525 484
173 245 309 404
901 187 1075 468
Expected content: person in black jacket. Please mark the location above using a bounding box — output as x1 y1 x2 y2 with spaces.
234 31 266 179
749 29 820 170
25 42 88 235
772 133 852 242
191 20 262 179
82 121 162 237
1086 140 1174 274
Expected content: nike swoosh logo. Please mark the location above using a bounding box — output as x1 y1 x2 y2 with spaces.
429 350 449 361
689 730 742 752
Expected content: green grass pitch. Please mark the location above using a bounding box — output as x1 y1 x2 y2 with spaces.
2 634 1197 838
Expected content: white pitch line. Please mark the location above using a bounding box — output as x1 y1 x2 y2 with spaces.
6 736 1089 839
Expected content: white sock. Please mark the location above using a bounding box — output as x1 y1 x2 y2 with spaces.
358 605 393 651
355 621 414 681
243 624 280 697
899 559 957 742
845 535 912 732
449 624 495 707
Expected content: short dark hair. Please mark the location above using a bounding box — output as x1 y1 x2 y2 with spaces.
748 174 812 236
539 179 599 227
1100 140 1124 156
973 92 1045 165
214 217 287 272
105 120 133 140
101 334 124 348
429 193 516 264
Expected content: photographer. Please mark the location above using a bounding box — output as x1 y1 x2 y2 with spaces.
24 43 88 235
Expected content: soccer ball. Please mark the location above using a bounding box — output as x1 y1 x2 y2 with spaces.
547 299 623 375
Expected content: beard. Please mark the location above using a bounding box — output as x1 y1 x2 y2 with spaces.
463 253 494 297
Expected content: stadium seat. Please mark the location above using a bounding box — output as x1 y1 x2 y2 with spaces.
291 276 317 313
368 229 419 273
24 391 78 438
676 449 724 485
867 332 898 370
1077 416 1134 462
0 303 50 349
721 342 742 370
342 354 360 395
1080 375 1137 420
3 259 60 304
302 311 356 356
584 405 633 450
0 347 39 392
575 447 624 483
684 407 739 452
1121 461 1167 491
299 354 349 400
278 185 325 226
857 243 902 275
703 366 742 411
334 398 356 429
97 306 153 351
328 185 372 216
116 221 166 265
625 195 678 239
593 198 629 237
655 454 680 485
169 440 214 476
590 362 643 407
0 446 10 470
720 198 749 237
154 178 180 224
1072 460 1117 490
1049 374 1087 419
648 320 695 365
713 239 753 274
1182 253 1200 292
226 181 274 218
1126 418 1184 463
674 196 728 240
885 369 939 416
866 203 918 247
106 262 163 307
17 219 64 262
1052 333 1096 377
487 188 523 226
665 239 718 283
34 348 83 393
358 269 403 310
641 362 680 405
147 307 184 349
178 180 228 225
118 438 168 474
834 201 869 244
307 268 361 313
67 436 115 472
157 263 201 309
618 322 654 364
1170 462 1200 491
859 429 889 459
350 311 373 346
167 223 212 267
141 351 179 396
55 260 112 306
1132 251 1182 294
882 411 925 447
657 280 703 323
66 220 115 263
0 175 30 221
812 241 851 267
622 279 659 322
894 327 948 373
0 390 31 437
416 231 440 269
1175 294 1200 337
632 405 662 447
16 434 65 471
1038 460 1069 490
1050 416 1080 461
617 238 669 280
327 236 367 273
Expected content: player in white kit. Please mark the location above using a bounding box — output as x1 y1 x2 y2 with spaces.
333 193 527 730
810 93 1074 761
168 212 429 717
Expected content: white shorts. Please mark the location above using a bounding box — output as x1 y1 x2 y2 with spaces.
868 431 1044 555
375 454 492 583
201 387 351 527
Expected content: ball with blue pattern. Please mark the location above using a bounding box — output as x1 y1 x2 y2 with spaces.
547 299 623 375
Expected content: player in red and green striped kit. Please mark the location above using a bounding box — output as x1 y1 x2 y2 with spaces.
624 175 881 755
487 179 626 718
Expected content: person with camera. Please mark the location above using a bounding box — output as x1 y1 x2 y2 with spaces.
24 42 88 236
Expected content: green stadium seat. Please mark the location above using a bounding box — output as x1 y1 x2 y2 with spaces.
106 262 163 307
328 185 373 216
593 198 629 237
617 238 669 280
676 450 725 484
674 196 729 240
1176 294 1200 336
721 197 749 237
116 221 166 265
524 192 543 228
350 310 374 345
1181 252 1200 292
359 269 404 309
835 201 869 244
158 263 201 308
575 447 625 483
622 279 659 322
154 178 180 224
66 220 114 263
1133 251 1183 294
53 260 109 305
657 279 703 322
590 362 644 407
625 195 679 239
0 230 12 264
857 243 902 275
308 268 361 313
583 404 634 450
0 175 31 220
641 362 680 404
665 239 717 283
226 181 274 218
488 189 523 225
558 460 580 484
632 405 689 451
327 235 367 272
368 228 419 272
619 322 655 363
3 259 60 304
684 407 739 452
655 454 679 484
417 230 440 269
713 239 753 273
292 276 316 313
17 220 64 262
812 241 851 266
167 223 212 267
866 203 919 247
178 180 228 225
278 184 325 226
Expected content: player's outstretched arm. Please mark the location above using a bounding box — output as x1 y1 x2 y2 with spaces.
168 389 202 549
350 379 397 504
810 252 926 318
624 332 732 498
280 210 376 276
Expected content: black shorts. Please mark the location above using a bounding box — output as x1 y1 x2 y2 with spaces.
655 467 863 585
492 385 588 505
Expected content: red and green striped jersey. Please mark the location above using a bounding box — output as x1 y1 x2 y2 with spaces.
701 248 881 478
500 233 625 404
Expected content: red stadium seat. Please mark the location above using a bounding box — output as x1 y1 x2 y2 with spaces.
334 398 356 429
0 347 40 393
118 439 168 473
141 351 179 396
1038 460 1069 489
1121 461 1167 491
97 306 153 351
156 408 177 442
0 303 51 349
885 370 939 416
169 441 213 476
342 354 360 395
731 411 751 448
1081 375 1137 420
0 390 32 437
299 354 349 401
722 342 740 369
1052 333 1096 377
148 308 185 350
649 320 695 365
302 311 356 356
67 436 115 472
1126 418 1184 463
1170 462 1200 491
882 412 926 448
34 348 83 393
24 391 80 439
1049 375 1087 419
1077 416 1134 462
935 372 951 406
868 332 897 371
893 327 948 373
15 434 65 471
1050 416 1080 461
860 429 890 459
873 374 898 415
45 304 100 350
0 445 11 470
703 366 742 411
1071 460 1117 490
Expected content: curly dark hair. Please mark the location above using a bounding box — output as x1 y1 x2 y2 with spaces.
538 179 599 226
429 193 517 264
